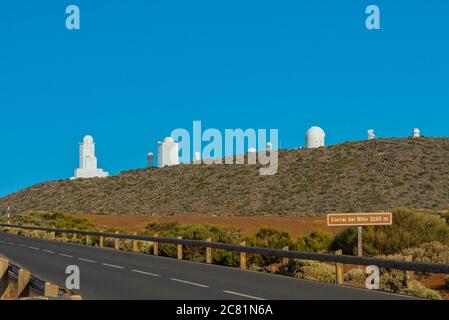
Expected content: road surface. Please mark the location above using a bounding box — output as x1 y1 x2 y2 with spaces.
0 232 412 300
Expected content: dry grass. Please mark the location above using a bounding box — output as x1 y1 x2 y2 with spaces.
72 214 343 237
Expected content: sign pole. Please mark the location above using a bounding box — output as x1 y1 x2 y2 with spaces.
357 226 363 257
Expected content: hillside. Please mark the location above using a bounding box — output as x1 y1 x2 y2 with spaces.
1 137 449 216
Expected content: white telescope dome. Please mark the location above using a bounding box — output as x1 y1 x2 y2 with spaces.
413 128 420 138
83 135 94 144
305 126 325 148
164 137 174 143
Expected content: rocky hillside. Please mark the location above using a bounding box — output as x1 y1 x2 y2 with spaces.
1 137 449 216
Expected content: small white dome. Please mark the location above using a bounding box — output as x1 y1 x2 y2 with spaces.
147 152 154 157
305 126 325 148
248 148 257 153
83 135 94 143
413 128 420 138
164 137 174 143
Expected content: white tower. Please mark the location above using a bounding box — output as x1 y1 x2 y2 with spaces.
367 129 375 140
193 151 201 164
412 128 420 138
72 135 109 179
157 137 179 168
305 126 325 148
266 142 273 151
147 152 154 168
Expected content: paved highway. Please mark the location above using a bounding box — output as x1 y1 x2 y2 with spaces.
0 232 412 300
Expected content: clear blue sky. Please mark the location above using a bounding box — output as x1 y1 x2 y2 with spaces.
0 1 448 197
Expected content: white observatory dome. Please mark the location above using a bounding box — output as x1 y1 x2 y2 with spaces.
83 135 94 144
305 126 325 149
413 128 420 138
164 137 174 143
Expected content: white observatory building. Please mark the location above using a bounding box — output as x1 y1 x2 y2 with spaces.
157 137 179 168
413 128 420 138
72 135 109 179
305 126 325 148
367 129 375 140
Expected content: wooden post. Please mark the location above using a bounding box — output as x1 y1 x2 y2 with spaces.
357 226 363 257
0 258 9 297
44 283 59 297
153 234 159 256
72 233 77 242
99 236 104 248
85 235 91 246
115 231 120 250
282 246 289 265
335 249 344 285
240 241 247 270
133 232 139 253
404 255 414 288
62 232 67 243
177 236 183 260
206 238 213 264
18 268 31 298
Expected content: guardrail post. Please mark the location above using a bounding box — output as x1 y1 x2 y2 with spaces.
132 232 139 253
99 235 104 248
44 283 60 297
0 258 9 297
153 234 159 256
18 268 31 298
86 235 91 246
49 231 55 241
62 232 67 242
282 246 289 265
72 233 77 242
115 231 120 250
206 238 213 264
240 241 247 270
335 249 344 285
177 236 183 260
404 255 414 288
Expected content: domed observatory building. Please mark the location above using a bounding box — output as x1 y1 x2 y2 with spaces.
305 126 325 148
72 135 109 179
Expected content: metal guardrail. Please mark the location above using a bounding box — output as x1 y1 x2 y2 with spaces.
1 223 449 274
8 263 46 292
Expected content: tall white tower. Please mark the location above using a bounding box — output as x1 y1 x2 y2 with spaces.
157 137 179 168
305 126 325 148
72 135 109 179
147 152 154 168
412 128 420 138
367 129 375 140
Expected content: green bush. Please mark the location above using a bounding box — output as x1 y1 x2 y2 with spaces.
245 227 294 266
296 229 334 253
406 280 442 300
332 208 449 255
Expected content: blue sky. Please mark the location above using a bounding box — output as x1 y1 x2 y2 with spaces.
0 1 448 197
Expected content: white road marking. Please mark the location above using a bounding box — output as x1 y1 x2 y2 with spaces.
43 249 55 254
58 253 73 258
171 278 209 288
29 246 40 250
8 242 15 245
131 269 161 277
222 290 266 300
18 244 26 247
78 258 96 263
101 263 124 269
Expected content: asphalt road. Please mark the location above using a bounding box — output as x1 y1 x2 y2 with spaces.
0 232 412 300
